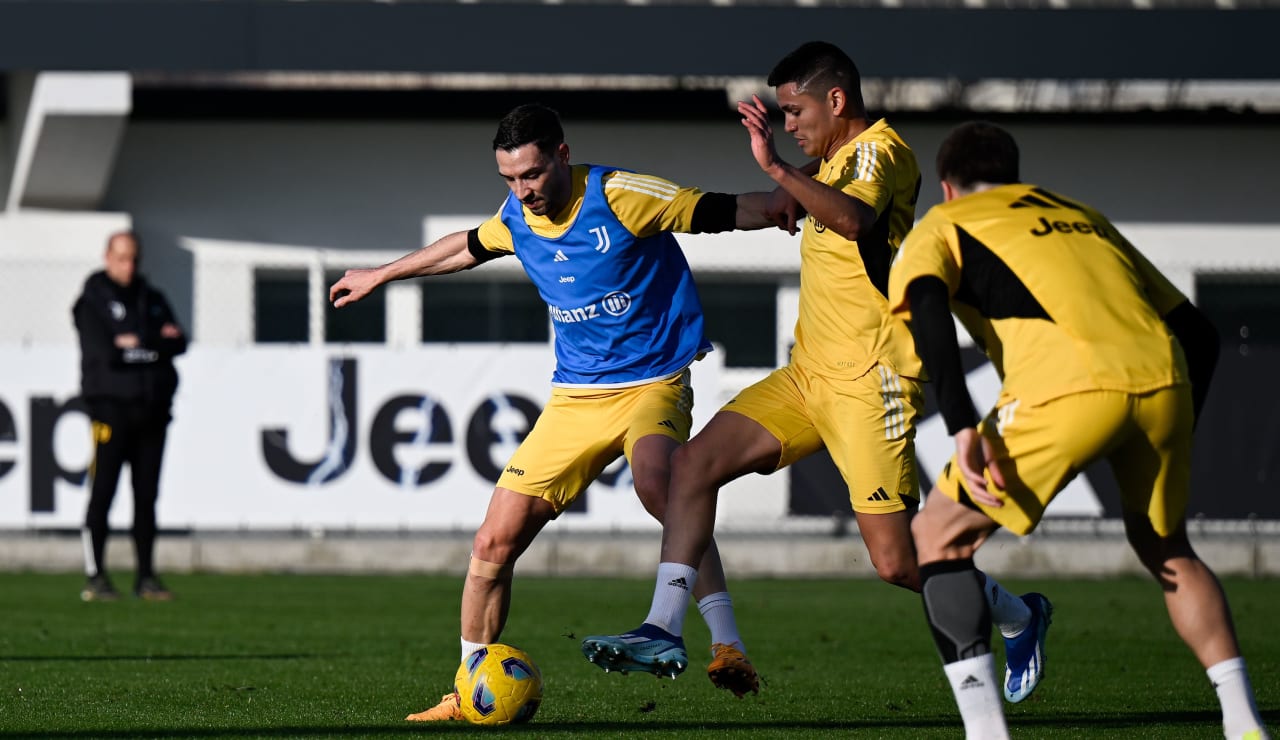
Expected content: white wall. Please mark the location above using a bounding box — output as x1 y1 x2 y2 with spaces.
0 343 795 532
0 210 131 345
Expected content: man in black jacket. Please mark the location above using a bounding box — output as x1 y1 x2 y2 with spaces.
73 231 187 601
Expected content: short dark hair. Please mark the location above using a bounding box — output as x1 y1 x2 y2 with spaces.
767 41 863 111
493 103 565 155
935 121 1020 187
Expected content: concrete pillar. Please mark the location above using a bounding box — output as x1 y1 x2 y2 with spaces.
6 72 130 212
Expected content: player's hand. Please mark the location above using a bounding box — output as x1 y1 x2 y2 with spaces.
737 95 784 176
160 322 183 339
764 186 805 235
329 268 381 308
954 427 1005 508
114 333 140 349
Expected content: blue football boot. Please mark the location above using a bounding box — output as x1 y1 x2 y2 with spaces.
582 623 688 679
1003 592 1053 703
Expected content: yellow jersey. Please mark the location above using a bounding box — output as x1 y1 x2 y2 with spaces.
888 183 1189 407
790 118 923 380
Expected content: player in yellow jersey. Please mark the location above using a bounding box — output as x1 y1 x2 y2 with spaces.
584 42 1050 704
330 104 792 718
888 121 1270 740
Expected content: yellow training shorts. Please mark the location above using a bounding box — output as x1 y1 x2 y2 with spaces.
496 371 693 514
935 385 1192 537
723 362 924 514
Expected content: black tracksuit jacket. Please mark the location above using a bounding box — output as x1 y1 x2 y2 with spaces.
72 271 188 414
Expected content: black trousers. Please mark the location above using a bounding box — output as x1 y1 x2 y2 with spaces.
84 400 171 580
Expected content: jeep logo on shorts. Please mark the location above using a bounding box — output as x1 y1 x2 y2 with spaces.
506 465 525 476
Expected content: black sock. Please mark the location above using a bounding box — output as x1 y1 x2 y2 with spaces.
920 558 991 664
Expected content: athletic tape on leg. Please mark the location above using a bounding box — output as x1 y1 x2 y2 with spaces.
468 557 513 579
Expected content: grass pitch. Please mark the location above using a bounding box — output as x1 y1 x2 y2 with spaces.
0 572 1275 737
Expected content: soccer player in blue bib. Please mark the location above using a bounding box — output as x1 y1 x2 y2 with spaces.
330 103 785 718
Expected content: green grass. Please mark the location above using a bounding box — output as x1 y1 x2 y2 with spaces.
0 573 1275 737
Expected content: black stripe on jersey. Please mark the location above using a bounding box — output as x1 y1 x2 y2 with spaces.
1030 187 1087 212
466 228 505 266
859 196 894 300
1009 194 1059 209
953 226 1052 321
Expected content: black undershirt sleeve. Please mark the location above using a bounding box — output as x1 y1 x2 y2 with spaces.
466 228 505 266
689 192 739 234
1162 299 1221 425
907 276 981 435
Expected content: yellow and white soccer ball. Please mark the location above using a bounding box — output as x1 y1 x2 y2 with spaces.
454 643 544 725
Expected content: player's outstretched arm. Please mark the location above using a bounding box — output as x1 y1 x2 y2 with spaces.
330 230 477 308
687 191 782 234
734 191 792 231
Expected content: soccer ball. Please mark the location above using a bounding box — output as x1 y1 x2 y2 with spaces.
454 643 543 725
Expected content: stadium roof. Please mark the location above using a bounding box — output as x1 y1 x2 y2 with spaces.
3 1 1279 117
1 1 1278 81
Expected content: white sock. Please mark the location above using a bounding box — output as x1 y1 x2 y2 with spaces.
1207 657 1268 739
460 637 487 663
643 562 697 635
697 592 743 652
943 654 1010 740
982 576 1031 638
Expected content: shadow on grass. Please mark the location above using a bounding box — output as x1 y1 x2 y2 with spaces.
0 709 1261 738
0 653 326 663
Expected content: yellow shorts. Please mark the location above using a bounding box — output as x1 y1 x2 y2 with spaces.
724 362 924 514
496 371 693 514
935 386 1192 536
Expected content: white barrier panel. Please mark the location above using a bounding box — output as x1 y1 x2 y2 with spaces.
0 344 725 532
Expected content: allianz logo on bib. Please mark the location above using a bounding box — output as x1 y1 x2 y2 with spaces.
600 291 631 316
547 291 633 324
